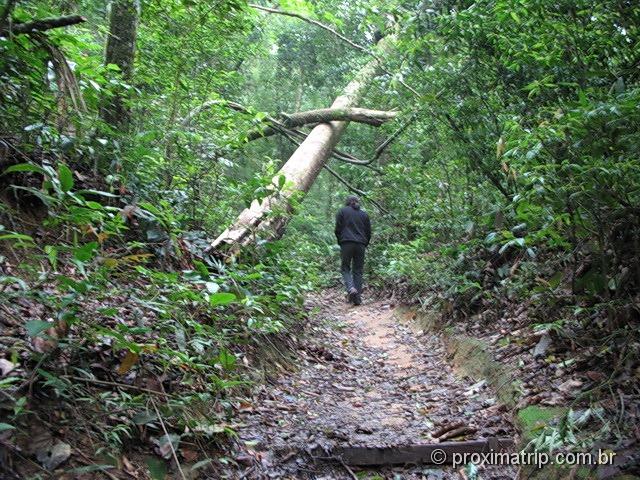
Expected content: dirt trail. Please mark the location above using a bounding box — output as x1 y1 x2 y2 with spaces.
231 291 516 479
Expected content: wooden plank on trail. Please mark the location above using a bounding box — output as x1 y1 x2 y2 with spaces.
329 437 514 466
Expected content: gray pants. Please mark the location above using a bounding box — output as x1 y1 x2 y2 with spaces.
340 241 365 293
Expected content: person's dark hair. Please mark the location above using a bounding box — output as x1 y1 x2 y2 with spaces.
345 195 360 209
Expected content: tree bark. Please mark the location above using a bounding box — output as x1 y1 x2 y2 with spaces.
0 0 17 31
282 107 397 128
248 107 395 140
209 35 397 252
182 101 395 138
100 0 139 129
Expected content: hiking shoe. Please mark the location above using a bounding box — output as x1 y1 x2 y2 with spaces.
353 293 362 305
348 287 358 304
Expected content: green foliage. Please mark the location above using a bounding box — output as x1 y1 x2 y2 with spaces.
0 0 638 470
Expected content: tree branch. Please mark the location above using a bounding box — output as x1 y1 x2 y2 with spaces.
278 126 382 173
373 110 418 160
1 15 86 35
248 4 370 54
248 3 422 99
323 164 389 214
282 107 397 128
182 99 262 127
183 100 397 154
182 99 384 173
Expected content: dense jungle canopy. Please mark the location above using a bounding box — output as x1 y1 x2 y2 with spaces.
0 0 639 478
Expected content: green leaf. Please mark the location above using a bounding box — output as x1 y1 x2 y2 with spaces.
132 411 157 425
216 348 237 370
209 292 236 306
66 465 115 474
190 459 213 472
25 320 52 337
0 233 34 242
193 260 210 280
0 276 28 290
145 457 167 480
57 275 89 293
548 271 563 289
58 164 74 192
73 242 99 262
75 189 118 198
0 423 15 432
3 163 46 175
45 245 58 270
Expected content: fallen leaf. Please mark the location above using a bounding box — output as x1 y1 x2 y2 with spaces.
44 442 71 470
181 448 198 462
122 456 136 474
154 434 180 459
117 351 140 375
0 359 16 376
557 378 583 394
585 370 606 382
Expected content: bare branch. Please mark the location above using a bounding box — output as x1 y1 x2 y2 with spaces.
248 3 421 99
248 4 370 54
183 100 397 153
1 15 86 35
182 99 264 127
278 126 382 173
323 164 389 214
373 111 418 160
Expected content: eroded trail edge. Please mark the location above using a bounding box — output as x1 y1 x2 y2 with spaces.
232 291 516 479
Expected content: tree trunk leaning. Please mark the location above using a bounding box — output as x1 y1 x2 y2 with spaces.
209 35 396 252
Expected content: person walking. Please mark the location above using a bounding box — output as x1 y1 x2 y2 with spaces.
334 195 371 305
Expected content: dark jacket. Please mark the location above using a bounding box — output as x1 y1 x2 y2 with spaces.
335 205 371 246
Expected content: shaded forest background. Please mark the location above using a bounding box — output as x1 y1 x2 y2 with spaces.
0 0 639 477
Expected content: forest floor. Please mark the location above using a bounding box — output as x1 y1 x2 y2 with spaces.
226 290 517 479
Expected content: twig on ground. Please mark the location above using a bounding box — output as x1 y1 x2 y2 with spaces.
338 457 358 480
152 399 187 480
437 426 477 441
433 420 466 438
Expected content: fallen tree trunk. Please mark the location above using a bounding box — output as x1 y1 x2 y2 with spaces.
0 15 86 35
247 107 395 140
183 101 395 139
282 107 396 128
182 100 382 174
209 35 396 252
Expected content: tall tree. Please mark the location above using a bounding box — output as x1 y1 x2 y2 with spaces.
101 0 139 129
